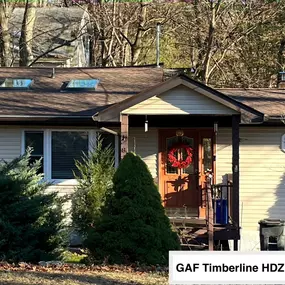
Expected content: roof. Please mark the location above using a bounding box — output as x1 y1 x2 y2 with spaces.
0 67 163 117
217 88 285 117
10 7 88 60
0 67 284 123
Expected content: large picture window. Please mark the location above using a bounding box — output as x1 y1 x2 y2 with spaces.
23 129 117 181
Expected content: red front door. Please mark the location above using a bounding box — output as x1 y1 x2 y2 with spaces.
159 129 199 217
159 129 214 219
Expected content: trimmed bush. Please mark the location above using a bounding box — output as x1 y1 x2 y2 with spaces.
0 149 66 263
85 152 180 265
71 135 115 237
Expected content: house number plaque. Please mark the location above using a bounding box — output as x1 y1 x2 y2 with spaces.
282 134 285 153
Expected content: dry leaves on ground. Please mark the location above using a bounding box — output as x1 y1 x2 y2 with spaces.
0 262 168 285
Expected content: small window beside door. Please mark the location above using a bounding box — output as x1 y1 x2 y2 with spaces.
202 138 212 172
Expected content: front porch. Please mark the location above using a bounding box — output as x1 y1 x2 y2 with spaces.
94 75 265 250
122 114 241 250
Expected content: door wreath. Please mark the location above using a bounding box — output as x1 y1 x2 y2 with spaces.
168 142 193 169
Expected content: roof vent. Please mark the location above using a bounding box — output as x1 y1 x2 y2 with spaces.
62 79 99 91
0 78 33 89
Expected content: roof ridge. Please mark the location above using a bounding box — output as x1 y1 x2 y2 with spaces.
0 65 164 71
218 87 285 90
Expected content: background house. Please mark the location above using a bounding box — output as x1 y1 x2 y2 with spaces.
10 7 90 67
0 66 284 251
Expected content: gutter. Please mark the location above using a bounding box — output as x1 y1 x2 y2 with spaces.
0 115 92 118
263 115 285 124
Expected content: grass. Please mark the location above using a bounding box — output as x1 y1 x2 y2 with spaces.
0 268 168 285
61 251 87 264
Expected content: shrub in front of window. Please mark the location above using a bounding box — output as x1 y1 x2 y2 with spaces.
0 148 66 263
71 135 115 238
85 152 180 265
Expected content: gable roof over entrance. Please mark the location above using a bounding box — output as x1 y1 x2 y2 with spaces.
93 75 265 124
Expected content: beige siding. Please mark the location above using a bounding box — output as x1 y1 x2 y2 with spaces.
124 85 238 115
46 183 77 195
0 127 21 161
129 128 158 178
1 125 284 233
128 126 285 232
217 127 285 231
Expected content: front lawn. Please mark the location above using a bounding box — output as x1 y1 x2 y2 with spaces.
0 264 168 285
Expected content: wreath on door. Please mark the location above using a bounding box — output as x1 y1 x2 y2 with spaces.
168 143 193 169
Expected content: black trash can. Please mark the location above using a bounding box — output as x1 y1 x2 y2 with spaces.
259 219 285 251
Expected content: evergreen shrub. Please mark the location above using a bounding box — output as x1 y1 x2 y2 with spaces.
85 152 180 265
71 135 115 237
0 149 66 263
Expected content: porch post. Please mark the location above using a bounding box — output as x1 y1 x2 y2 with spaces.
120 114 129 159
232 115 240 251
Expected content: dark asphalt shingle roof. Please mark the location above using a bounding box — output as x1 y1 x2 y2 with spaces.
0 67 164 117
217 88 285 117
0 67 284 118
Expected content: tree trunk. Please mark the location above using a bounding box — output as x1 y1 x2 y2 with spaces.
201 1 219 84
130 3 147 65
19 0 36 66
0 3 13 67
278 38 285 70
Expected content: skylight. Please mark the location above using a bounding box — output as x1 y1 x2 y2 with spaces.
66 79 99 90
0 79 33 89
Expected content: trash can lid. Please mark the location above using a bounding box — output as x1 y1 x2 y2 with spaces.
259 219 285 226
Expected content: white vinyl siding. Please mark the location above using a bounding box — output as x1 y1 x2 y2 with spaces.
217 127 285 231
128 128 158 178
123 85 238 115
0 128 21 161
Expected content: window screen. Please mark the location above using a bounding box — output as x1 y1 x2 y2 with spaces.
25 131 44 173
51 131 88 179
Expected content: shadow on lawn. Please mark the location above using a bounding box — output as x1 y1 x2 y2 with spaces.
0 270 148 285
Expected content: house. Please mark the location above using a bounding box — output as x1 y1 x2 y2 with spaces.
0 66 284 251
10 7 90 67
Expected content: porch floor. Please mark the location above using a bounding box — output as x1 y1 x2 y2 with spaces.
165 207 198 219
169 216 239 245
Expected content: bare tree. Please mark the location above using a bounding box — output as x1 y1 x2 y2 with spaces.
82 1 181 67
0 0 15 66
19 0 37 66
178 0 283 85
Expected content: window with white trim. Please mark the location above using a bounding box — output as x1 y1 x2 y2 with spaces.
23 130 117 181
24 130 90 180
